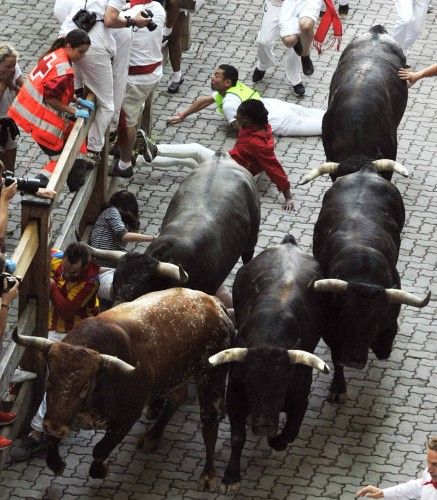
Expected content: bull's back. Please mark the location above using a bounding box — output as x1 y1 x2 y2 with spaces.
99 288 233 385
234 244 324 351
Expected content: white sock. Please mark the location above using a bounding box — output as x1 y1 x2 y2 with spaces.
163 26 172 37
172 71 182 83
118 160 132 171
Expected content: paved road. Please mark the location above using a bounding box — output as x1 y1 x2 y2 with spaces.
0 0 436 498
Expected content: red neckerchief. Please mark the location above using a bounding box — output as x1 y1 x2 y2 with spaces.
423 480 437 489
313 0 342 54
130 0 152 6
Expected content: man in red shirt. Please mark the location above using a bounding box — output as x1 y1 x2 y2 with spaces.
10 242 100 461
138 99 294 211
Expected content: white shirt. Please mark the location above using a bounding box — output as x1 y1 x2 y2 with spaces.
383 470 437 500
124 1 166 85
60 0 125 54
269 0 283 6
0 64 21 118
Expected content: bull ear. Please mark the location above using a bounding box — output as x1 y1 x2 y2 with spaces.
209 348 248 366
298 162 339 185
12 330 54 355
385 288 431 308
100 354 139 375
156 262 189 283
287 350 330 374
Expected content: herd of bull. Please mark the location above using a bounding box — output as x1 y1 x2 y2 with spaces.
12 26 431 492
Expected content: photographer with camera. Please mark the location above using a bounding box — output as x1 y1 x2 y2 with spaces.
58 0 155 169
109 0 165 178
0 253 20 450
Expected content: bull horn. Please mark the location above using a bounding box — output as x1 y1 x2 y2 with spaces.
298 162 340 185
157 262 189 283
75 230 125 266
372 159 409 177
287 350 330 374
209 348 248 366
385 288 431 308
310 278 348 294
12 330 54 354
100 354 138 374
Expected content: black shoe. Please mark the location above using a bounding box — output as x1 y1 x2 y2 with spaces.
108 159 133 178
168 75 184 94
252 67 266 82
319 9 325 17
9 434 47 462
293 82 305 97
301 56 314 76
135 129 158 163
338 3 349 16
293 38 303 56
428 5 434 13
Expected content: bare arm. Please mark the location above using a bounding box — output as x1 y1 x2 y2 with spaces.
281 189 295 212
399 63 437 86
44 97 76 116
167 95 215 124
104 6 151 29
0 281 19 340
121 232 155 243
0 182 17 240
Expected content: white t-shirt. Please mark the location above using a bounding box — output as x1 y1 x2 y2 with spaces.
60 0 125 54
124 1 166 85
0 64 21 118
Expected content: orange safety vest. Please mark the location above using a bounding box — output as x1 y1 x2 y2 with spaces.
8 48 74 151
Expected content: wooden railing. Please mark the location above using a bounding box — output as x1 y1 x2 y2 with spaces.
0 95 116 467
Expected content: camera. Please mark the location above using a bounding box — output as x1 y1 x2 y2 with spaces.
3 170 42 195
0 273 20 295
72 9 98 32
141 10 157 31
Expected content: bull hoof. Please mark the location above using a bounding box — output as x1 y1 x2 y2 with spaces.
267 435 287 451
46 457 65 476
221 481 241 494
199 471 217 491
327 390 347 404
89 460 108 479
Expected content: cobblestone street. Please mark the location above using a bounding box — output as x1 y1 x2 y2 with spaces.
0 0 436 498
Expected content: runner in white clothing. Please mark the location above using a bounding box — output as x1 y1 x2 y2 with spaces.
356 437 437 499
168 64 325 136
252 0 322 97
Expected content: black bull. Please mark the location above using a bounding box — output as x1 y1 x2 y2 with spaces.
322 25 408 181
97 156 260 303
311 166 430 402
208 237 330 492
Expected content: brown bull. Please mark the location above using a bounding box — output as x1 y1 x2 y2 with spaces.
13 288 234 490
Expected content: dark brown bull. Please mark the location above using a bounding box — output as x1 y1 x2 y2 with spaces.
13 288 234 490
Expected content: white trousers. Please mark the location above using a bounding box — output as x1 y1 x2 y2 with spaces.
31 331 66 433
392 0 429 52
256 0 301 85
110 29 132 133
53 0 73 23
263 97 325 136
73 45 115 152
153 143 216 168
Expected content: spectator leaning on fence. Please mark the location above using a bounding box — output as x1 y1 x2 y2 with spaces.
0 43 23 173
10 242 101 461
7 29 93 192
